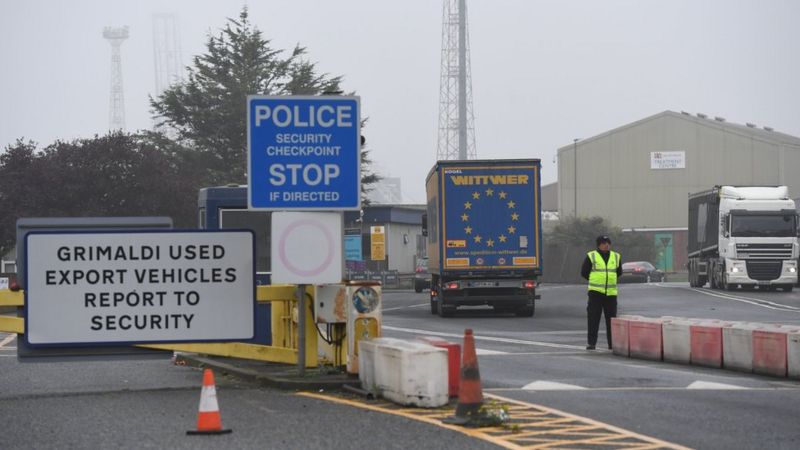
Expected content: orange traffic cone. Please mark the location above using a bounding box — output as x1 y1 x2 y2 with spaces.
442 329 485 426
187 369 232 435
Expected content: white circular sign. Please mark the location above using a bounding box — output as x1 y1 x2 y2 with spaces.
271 212 343 284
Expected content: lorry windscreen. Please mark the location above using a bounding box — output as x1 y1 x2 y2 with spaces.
730 214 796 237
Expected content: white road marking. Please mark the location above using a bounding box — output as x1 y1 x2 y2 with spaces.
382 303 429 312
687 381 747 390
522 381 586 390
487 385 800 392
0 334 16 347
476 348 509 355
662 285 800 313
382 325 587 350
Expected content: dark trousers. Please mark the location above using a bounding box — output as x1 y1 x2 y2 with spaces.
587 291 617 348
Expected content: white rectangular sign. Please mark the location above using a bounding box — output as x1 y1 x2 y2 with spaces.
271 212 343 284
25 230 255 346
650 151 685 169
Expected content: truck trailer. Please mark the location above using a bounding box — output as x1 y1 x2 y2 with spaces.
424 159 542 317
687 185 798 291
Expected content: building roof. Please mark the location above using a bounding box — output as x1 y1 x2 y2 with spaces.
557 110 800 152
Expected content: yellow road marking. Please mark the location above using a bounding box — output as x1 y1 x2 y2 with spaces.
298 391 692 450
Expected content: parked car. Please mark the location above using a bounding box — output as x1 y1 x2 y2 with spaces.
414 257 430 292
619 261 666 283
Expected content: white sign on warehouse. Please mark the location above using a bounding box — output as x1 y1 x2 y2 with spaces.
25 230 255 346
650 151 686 169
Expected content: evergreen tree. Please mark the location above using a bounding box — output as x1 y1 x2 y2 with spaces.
151 7 379 196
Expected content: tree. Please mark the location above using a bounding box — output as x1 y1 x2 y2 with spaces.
545 215 656 261
0 133 198 256
151 7 379 196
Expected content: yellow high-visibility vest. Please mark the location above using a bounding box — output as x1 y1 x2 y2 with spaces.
587 250 620 296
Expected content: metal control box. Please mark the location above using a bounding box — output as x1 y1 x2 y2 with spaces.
314 284 347 324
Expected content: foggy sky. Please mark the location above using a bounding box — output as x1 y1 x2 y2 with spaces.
2 0 799 203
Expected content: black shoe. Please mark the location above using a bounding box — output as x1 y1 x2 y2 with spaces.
586 345 596 350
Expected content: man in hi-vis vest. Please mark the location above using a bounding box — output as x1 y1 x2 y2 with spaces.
580 235 622 350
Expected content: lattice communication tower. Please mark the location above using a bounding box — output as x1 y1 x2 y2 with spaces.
103 26 129 131
152 14 183 98
437 0 477 160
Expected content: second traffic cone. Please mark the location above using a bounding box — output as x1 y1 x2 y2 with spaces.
442 328 485 426
187 369 232 435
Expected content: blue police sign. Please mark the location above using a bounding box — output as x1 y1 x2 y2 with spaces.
247 96 361 210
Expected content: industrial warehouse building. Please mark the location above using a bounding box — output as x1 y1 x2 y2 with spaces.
554 110 800 273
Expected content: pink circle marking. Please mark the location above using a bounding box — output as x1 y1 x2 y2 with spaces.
278 219 335 277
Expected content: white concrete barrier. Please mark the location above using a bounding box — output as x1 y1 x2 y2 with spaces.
722 322 760 372
359 337 406 393
788 330 800 379
371 340 449 407
662 319 694 364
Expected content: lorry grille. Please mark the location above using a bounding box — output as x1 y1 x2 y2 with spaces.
736 243 794 260
745 261 783 281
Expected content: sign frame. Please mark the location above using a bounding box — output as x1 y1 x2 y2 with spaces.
247 95 362 211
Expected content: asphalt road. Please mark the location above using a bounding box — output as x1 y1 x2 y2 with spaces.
381 282 800 450
2 281 799 449
0 344 497 450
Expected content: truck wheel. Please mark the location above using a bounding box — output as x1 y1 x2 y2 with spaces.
782 285 794 292
438 303 456 318
430 296 438 314
415 283 423 293
515 305 534 317
722 275 734 291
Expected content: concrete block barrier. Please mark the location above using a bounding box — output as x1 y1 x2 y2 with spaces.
722 323 760 372
611 316 636 356
662 319 694 364
690 322 725 368
417 336 461 397
752 327 788 377
373 340 449 407
628 317 663 361
788 330 800 379
359 337 406 393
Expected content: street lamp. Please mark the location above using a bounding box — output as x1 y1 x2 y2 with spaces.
573 138 580 216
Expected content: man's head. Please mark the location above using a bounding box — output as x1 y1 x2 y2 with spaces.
596 235 611 251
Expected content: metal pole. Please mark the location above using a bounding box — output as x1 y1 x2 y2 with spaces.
457 0 467 160
573 138 579 216
297 284 306 376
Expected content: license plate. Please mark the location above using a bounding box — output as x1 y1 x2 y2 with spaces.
472 281 495 288
758 281 770 286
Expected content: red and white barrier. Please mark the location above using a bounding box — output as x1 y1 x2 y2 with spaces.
611 316 637 356
723 323 761 372
417 336 461 397
752 326 788 378
788 330 800 379
662 319 694 364
628 317 663 361
690 321 726 368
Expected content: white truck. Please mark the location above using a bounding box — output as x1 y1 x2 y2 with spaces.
687 186 799 291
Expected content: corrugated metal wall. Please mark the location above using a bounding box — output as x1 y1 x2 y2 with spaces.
557 112 800 229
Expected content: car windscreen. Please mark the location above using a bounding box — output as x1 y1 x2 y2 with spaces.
731 214 796 237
